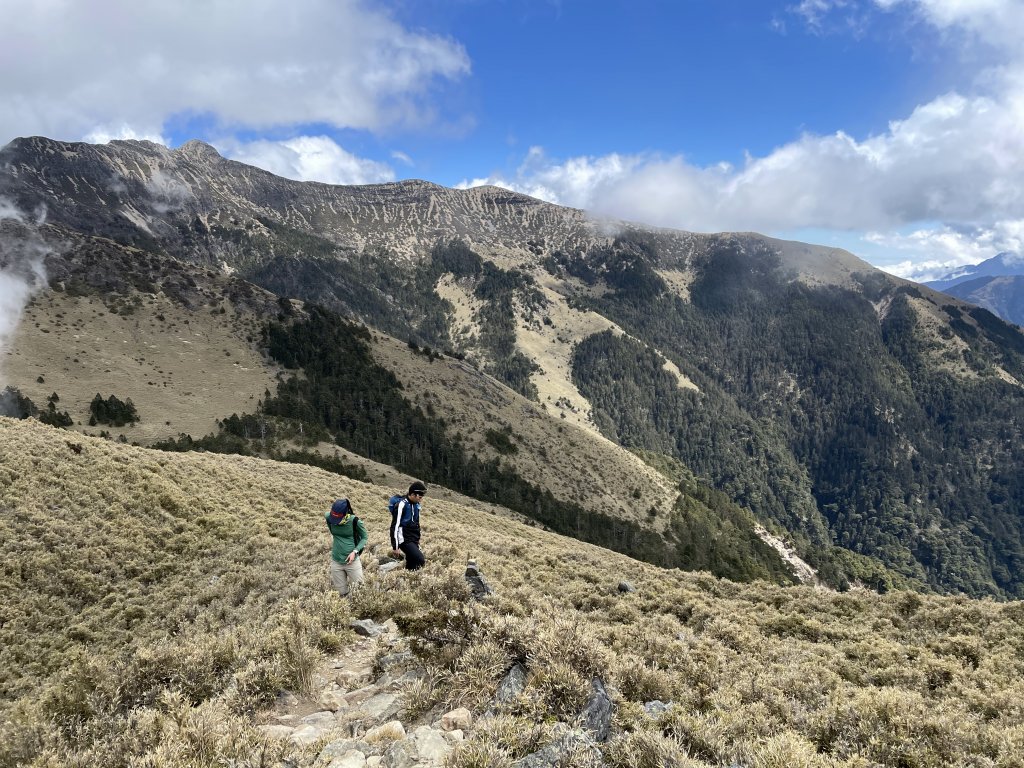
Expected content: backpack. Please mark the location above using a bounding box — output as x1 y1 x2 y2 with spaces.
388 494 402 518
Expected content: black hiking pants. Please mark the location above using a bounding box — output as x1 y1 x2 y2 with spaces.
399 541 425 571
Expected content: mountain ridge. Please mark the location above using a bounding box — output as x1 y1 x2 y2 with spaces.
5 135 1024 597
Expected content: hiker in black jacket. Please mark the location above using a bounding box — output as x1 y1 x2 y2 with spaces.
390 481 426 570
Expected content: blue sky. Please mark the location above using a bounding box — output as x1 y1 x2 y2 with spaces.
2 0 1022 281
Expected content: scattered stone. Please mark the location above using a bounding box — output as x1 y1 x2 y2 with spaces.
643 700 674 717
617 580 635 593
318 690 351 712
351 619 386 638
444 729 464 743
514 728 602 767
289 710 341 744
366 757 382 767
578 678 613 742
300 711 338 728
381 738 417 768
464 559 493 599
378 668 425 691
349 692 401 725
337 665 375 687
376 650 416 673
258 724 294 740
440 707 472 732
379 560 403 575
344 685 380 707
326 751 367 768
491 662 528 709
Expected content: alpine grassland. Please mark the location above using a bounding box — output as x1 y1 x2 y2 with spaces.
2 416 1024 767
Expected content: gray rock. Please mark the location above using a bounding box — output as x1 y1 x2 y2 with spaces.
320 739 377 760
379 560 402 575
643 700 674 717
326 751 367 768
578 678 613 742
440 707 472 731
351 619 386 637
617 580 635 593
258 724 294 740
381 738 418 768
376 650 416 673
350 692 402 726
465 560 493 599
411 725 452 764
493 662 528 707
513 729 602 767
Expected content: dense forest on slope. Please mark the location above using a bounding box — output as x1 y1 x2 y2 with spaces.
161 306 794 583
566 236 1024 597
251 239 544 399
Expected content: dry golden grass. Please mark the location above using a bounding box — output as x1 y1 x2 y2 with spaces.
3 288 279 442
2 416 1023 767
370 332 678 531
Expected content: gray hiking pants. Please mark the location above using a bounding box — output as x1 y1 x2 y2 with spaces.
330 556 363 597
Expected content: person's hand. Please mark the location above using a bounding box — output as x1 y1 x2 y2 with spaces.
346 551 358 564
391 548 403 559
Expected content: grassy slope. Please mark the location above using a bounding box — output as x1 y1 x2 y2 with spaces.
370 331 678 530
2 416 1023 768
4 257 689 552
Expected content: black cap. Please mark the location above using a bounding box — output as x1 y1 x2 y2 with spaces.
408 481 427 495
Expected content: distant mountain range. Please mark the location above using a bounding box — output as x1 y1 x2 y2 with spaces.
926 252 1024 326
4 136 1024 598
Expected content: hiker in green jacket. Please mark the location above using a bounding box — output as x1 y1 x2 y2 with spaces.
326 498 368 597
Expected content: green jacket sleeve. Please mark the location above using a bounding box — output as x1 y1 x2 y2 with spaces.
355 517 368 552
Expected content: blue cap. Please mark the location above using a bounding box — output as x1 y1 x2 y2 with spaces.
328 498 352 524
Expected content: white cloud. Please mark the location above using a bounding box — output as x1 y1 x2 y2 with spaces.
867 223 1013 280
0 0 470 145
0 199 49 381
223 136 395 185
460 86 1024 236
463 1 1024 277
83 124 168 146
875 0 1024 51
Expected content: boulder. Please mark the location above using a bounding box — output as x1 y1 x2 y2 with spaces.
350 619 386 637
440 707 472 731
411 725 452 764
491 662 528 709
578 678 613 742
617 581 635 594
326 751 368 768
643 700 674 717
349 692 402 726
464 560 493 599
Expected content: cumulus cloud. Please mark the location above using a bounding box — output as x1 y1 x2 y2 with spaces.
223 136 395 185
462 0 1024 277
876 0 1024 52
461 88 1024 234
0 0 470 145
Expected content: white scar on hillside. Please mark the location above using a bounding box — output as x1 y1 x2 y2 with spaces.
0 198 50 388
